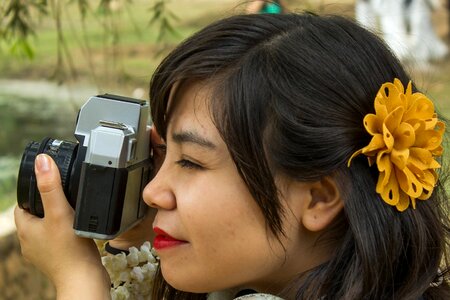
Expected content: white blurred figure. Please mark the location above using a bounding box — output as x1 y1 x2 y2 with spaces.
355 0 448 64
356 0 410 60
407 0 448 62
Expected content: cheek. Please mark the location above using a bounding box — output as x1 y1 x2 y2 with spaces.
161 171 290 292
179 172 273 260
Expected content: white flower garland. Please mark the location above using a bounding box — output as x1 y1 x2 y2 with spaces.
98 241 159 300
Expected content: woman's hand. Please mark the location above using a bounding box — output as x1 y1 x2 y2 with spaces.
108 126 165 250
15 154 110 299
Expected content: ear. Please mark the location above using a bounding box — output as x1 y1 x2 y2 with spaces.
301 177 344 232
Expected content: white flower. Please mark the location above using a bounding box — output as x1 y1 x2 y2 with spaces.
131 266 145 282
111 285 130 300
127 247 140 267
99 241 159 299
102 253 128 272
142 262 157 277
118 270 131 283
139 242 157 263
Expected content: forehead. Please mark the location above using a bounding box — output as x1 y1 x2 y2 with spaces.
169 81 212 115
166 81 216 134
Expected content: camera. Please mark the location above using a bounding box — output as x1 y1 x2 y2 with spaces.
17 94 152 240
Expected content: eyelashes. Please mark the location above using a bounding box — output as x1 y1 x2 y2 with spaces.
175 159 204 170
154 144 204 170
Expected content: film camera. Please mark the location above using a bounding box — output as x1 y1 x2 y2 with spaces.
17 94 152 240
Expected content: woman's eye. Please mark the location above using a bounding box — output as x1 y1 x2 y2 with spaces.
176 159 203 170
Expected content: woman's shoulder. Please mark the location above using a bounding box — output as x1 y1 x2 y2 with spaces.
207 290 284 300
234 294 284 300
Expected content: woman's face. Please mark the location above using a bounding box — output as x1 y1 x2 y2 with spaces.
143 81 319 293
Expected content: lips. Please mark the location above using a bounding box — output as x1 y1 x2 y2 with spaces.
153 227 187 250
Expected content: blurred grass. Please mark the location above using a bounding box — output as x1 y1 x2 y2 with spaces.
0 0 242 93
0 157 19 212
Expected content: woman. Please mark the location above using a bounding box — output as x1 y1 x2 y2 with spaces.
15 13 450 299
246 1 285 14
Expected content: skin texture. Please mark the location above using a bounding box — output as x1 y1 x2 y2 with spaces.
144 81 343 294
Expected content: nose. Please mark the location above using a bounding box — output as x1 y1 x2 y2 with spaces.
143 164 176 210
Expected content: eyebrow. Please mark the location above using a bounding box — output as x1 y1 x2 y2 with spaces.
171 130 217 149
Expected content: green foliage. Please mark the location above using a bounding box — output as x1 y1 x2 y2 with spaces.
0 0 48 58
9 38 34 58
72 0 89 19
149 0 179 42
0 0 179 84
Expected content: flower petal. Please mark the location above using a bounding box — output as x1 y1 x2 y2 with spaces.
382 123 395 151
409 147 434 167
404 80 413 101
383 107 404 151
377 169 399 206
385 106 404 131
394 78 406 94
415 129 443 151
418 186 433 201
395 166 422 198
423 116 438 130
404 95 435 121
432 145 444 157
362 134 385 156
396 191 410 211
363 114 382 135
407 119 425 132
347 149 362 167
391 148 409 170
418 169 437 191
393 122 415 150
376 154 392 189
378 82 404 112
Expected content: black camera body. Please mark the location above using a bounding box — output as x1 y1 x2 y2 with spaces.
17 94 151 240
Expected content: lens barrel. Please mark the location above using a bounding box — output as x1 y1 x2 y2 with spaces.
17 137 78 217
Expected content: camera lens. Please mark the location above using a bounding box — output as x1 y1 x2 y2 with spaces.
17 137 78 217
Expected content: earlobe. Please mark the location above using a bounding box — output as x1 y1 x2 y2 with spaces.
302 177 344 232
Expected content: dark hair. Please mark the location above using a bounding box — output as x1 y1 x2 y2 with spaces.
149 13 450 299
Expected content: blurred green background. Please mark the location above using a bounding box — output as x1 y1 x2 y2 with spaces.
0 0 449 213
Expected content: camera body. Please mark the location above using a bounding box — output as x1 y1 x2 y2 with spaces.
17 94 151 240
73 94 151 239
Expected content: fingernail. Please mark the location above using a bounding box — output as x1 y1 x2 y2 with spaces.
35 154 51 173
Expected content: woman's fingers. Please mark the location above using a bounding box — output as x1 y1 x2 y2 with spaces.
14 204 35 227
14 205 38 245
34 154 74 219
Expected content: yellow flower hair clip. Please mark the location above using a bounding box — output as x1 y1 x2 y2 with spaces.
348 78 445 211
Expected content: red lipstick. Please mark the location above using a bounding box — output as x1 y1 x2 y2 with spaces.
153 227 187 250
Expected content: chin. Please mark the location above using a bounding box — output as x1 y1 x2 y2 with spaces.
161 265 216 293
167 279 215 294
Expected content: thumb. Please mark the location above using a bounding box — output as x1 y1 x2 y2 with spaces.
35 154 73 219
